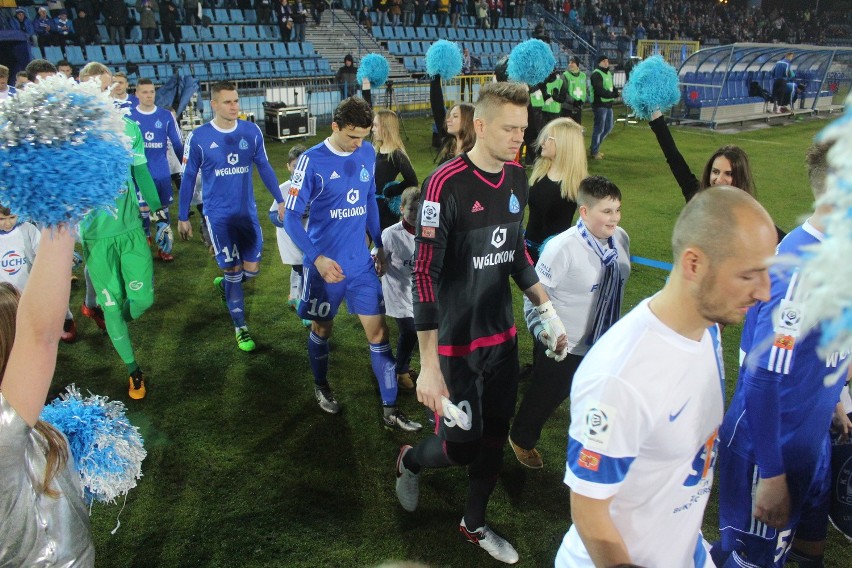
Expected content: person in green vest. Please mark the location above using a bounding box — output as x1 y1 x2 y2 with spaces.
542 70 567 126
562 55 587 125
589 53 618 160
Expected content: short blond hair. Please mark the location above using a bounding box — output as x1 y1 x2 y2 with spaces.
474 81 529 122
0 65 8 79
79 61 111 82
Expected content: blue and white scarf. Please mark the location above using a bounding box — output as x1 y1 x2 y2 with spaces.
577 218 623 344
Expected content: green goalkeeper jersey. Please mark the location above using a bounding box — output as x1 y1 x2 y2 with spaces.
79 118 162 240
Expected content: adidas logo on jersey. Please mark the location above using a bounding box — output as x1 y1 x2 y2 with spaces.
330 171 340 180
210 142 219 149
471 201 485 213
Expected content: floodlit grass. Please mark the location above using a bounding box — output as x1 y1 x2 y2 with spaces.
56 108 851 566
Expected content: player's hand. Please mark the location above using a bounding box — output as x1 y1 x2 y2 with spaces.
178 220 193 241
277 201 286 224
832 402 852 443
416 364 450 417
753 474 791 529
537 301 568 361
315 255 344 283
373 247 386 277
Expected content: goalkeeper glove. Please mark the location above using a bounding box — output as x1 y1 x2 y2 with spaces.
151 209 174 254
536 300 567 361
72 250 83 272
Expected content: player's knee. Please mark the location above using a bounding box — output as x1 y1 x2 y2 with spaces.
445 439 481 466
134 291 155 314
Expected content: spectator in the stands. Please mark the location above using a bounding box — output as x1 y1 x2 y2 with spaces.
74 7 100 47
183 0 200 26
436 0 449 27
276 0 293 42
476 0 487 28
402 0 415 27
335 54 359 99
136 0 159 45
414 0 427 27
450 0 463 28
159 1 181 49
34 8 53 47
533 18 550 42
11 9 36 46
376 0 388 27
568 4 579 27
311 0 325 27
487 0 501 30
50 10 76 48
292 1 308 42
389 0 402 26
104 0 128 46
358 5 373 33
256 0 272 25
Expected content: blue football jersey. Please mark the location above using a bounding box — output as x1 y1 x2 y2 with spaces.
179 120 279 221
286 140 377 274
723 222 850 464
130 106 184 181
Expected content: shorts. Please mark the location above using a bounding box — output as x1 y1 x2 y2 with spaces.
206 215 263 270
153 176 173 208
438 339 519 443
716 440 831 567
82 229 154 315
298 264 385 320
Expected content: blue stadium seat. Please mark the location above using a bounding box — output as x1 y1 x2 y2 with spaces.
155 64 173 81
243 43 260 59
138 64 156 81
271 43 288 58
302 41 315 55
387 40 399 54
161 44 179 61
302 59 318 76
243 61 260 79
229 9 245 24
258 60 273 76
214 9 229 23
43 46 64 63
259 42 276 58
289 60 305 76
402 27 416 39
197 25 214 41
181 25 198 41
243 26 260 41
244 10 257 24
257 24 272 40
103 44 124 64
211 44 228 60
415 27 428 40
65 45 86 66
317 59 332 75
273 60 289 76
212 26 230 41
226 43 244 59
124 44 143 62
143 44 164 62
209 62 226 80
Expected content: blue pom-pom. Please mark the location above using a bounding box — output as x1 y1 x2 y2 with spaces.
426 40 463 79
621 55 681 120
41 385 146 505
356 54 390 88
0 75 132 227
507 39 556 86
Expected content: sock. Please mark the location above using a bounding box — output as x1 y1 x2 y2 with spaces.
103 308 136 368
243 268 259 280
289 266 303 300
308 331 329 386
126 361 139 375
84 266 98 307
394 317 417 373
464 435 506 530
404 437 455 474
370 341 398 406
223 271 246 328
65 307 73 320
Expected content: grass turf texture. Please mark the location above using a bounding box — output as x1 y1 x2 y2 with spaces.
55 109 852 567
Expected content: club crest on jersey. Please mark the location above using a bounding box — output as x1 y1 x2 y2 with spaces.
155 119 162 129
359 166 370 182
144 131 154 141
239 138 249 150
347 188 359 204
508 192 520 214
227 153 239 165
1 250 26 275
421 201 440 228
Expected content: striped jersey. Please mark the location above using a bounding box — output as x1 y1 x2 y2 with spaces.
723 221 849 465
412 154 537 356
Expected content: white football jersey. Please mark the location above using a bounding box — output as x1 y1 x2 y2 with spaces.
381 221 415 319
271 181 308 266
0 222 40 291
556 298 722 568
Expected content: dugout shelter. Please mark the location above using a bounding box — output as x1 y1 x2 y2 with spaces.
671 43 851 128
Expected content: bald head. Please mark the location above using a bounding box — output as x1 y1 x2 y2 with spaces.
672 186 775 266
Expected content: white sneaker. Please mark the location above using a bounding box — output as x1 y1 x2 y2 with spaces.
314 385 341 414
395 445 420 512
459 518 519 564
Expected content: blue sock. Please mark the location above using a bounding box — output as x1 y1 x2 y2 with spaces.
308 331 330 386
223 271 246 328
243 268 259 280
370 341 398 406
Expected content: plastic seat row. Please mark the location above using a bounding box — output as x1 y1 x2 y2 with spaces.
130 58 330 82
374 24 526 42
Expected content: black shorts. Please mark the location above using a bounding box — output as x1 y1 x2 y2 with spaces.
438 339 519 443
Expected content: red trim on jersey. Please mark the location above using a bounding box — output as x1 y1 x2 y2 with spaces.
472 168 506 189
414 242 435 302
437 326 518 357
425 157 467 202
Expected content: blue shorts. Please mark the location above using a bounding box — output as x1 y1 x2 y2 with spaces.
206 215 263 270
153 176 173 208
298 264 385 320
715 440 831 567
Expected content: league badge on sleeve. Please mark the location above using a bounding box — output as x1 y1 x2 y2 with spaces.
509 192 520 214
774 299 804 338
421 201 441 228
582 403 616 451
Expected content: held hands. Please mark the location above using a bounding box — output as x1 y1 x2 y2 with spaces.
537 300 568 361
373 247 386 277
753 474 791 529
315 255 345 283
151 209 173 253
178 220 193 241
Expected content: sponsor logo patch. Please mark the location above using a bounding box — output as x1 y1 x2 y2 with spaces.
578 449 601 471
227 153 239 165
421 226 435 238
773 334 795 350
471 200 485 213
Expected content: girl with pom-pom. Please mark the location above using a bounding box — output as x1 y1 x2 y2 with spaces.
431 83 475 164
0 226 95 567
372 109 419 230
524 117 588 264
648 109 786 243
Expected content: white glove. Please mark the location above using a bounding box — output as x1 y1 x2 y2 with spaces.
536 300 567 361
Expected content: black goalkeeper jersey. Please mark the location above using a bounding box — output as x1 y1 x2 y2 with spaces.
413 154 538 357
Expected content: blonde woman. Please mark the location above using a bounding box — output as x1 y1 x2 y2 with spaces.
0 226 95 566
525 117 587 262
372 109 419 229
